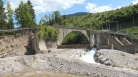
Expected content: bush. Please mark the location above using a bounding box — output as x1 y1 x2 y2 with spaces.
38 24 59 42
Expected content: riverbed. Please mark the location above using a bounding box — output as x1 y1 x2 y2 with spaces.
2 70 90 77
0 49 138 77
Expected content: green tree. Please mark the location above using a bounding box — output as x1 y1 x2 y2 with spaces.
38 24 45 38
27 0 36 21
40 11 64 26
15 1 36 28
40 15 49 25
62 15 67 25
54 11 63 25
48 14 53 25
38 24 59 41
0 0 6 30
15 1 24 27
6 1 14 29
51 13 55 24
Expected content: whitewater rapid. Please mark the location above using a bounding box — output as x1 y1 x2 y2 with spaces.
81 48 97 64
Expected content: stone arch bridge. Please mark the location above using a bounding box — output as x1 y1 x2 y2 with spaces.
56 27 136 54
57 27 90 45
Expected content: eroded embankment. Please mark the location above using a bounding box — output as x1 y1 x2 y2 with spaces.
0 34 29 58
0 53 138 77
0 32 39 58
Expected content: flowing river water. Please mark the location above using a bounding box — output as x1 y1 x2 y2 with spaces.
81 48 97 64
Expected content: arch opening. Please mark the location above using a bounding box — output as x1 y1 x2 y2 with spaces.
62 31 89 45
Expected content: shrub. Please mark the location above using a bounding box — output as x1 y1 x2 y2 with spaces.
38 24 59 42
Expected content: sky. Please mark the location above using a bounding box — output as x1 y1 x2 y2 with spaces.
3 0 138 23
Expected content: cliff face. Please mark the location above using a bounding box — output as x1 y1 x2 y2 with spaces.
0 30 40 58
0 29 59 58
0 34 30 58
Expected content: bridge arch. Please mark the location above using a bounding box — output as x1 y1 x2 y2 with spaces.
57 28 89 45
62 31 89 44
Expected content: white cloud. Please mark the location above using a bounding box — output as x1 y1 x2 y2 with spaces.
132 0 138 5
86 3 112 13
7 0 85 16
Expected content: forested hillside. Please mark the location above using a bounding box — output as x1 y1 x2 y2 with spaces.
63 4 138 31
66 12 89 17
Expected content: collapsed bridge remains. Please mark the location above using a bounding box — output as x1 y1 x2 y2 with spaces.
0 27 137 58
57 27 136 54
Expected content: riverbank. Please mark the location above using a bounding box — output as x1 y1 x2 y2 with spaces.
94 49 138 70
0 49 138 77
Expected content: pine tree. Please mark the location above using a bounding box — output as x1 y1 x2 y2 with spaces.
0 0 6 30
6 1 14 29
27 0 35 21
15 1 35 28
15 1 23 27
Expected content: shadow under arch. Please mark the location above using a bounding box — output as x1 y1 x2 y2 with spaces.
62 31 89 45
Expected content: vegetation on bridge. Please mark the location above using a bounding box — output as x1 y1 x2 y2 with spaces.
38 24 59 42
